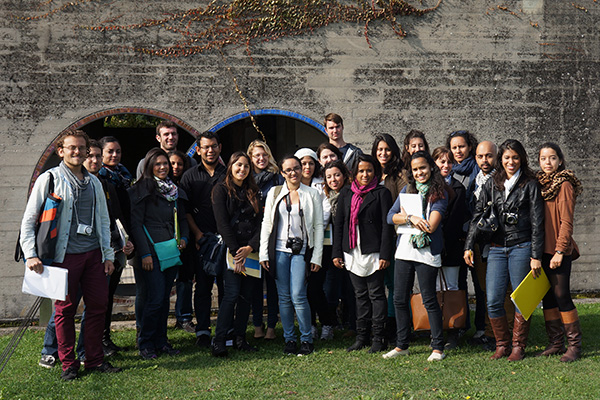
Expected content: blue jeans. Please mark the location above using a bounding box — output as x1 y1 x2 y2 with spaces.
175 280 193 322
486 242 532 318
275 251 312 344
138 257 178 351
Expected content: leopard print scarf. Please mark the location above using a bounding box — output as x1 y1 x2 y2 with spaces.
537 170 582 201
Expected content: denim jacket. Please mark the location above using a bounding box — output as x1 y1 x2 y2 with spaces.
20 167 114 263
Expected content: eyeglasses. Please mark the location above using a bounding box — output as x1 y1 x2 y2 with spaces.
200 144 220 151
282 166 301 175
62 145 88 153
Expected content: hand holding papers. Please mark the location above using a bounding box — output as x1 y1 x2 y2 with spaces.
226 251 261 279
396 193 423 235
510 268 551 321
22 265 68 301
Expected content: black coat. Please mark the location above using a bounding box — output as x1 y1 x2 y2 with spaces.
128 181 189 259
212 183 262 255
442 177 469 266
465 174 544 259
332 185 394 262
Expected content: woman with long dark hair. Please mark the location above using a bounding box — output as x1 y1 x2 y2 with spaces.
168 150 191 185
259 155 324 356
536 143 583 362
401 130 430 173
210 152 263 357
333 154 394 353
128 148 189 360
464 139 544 361
247 140 282 340
371 133 407 341
385 151 448 361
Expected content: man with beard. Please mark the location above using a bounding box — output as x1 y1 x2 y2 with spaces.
179 131 227 347
21 130 121 380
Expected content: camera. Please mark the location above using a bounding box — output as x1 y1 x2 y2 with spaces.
77 223 93 236
504 212 519 225
286 237 304 255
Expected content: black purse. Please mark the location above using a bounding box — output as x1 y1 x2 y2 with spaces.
475 182 499 237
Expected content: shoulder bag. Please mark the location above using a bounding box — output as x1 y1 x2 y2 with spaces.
144 208 182 271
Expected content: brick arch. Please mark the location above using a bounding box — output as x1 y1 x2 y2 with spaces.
30 107 200 191
186 108 326 157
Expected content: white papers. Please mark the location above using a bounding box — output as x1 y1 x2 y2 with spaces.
396 193 423 235
115 219 129 249
22 265 68 301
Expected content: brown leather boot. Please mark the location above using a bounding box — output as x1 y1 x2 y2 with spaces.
489 316 511 360
508 313 531 361
536 308 566 356
560 309 582 362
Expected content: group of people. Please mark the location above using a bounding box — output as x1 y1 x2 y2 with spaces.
20 113 583 381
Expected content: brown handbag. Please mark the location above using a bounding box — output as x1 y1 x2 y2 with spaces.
410 268 468 331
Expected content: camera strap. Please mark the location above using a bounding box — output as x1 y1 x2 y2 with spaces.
284 193 304 241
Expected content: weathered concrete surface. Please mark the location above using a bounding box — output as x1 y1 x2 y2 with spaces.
1 0 599 318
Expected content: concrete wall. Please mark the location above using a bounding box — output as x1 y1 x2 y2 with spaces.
1 0 599 318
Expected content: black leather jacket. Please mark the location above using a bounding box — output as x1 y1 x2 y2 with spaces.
465 174 544 259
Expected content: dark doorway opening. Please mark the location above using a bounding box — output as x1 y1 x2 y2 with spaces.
38 115 196 176
213 114 326 164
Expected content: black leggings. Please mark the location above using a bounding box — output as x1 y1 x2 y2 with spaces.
541 253 575 312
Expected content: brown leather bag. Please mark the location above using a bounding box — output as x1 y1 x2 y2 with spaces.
410 269 467 331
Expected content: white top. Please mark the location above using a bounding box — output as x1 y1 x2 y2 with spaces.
344 230 380 277
395 233 442 267
275 200 306 254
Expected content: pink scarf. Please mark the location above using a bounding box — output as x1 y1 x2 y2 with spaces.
349 178 378 249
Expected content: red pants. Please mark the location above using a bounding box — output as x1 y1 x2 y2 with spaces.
53 249 108 371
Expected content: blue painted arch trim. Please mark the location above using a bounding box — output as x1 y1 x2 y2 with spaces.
187 109 326 157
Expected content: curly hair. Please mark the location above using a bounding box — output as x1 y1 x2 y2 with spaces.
446 130 478 160
401 130 430 170
406 151 446 203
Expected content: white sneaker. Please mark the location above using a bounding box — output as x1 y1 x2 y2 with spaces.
320 325 334 341
427 351 446 361
382 348 409 359
39 354 56 369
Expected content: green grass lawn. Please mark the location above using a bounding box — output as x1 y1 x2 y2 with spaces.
1 303 599 400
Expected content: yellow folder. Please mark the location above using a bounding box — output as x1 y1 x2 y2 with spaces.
510 268 551 321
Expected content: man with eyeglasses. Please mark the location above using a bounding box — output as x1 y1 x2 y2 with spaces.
179 131 227 348
20 130 121 380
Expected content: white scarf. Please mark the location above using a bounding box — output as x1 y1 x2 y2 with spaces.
504 169 521 199
474 170 492 200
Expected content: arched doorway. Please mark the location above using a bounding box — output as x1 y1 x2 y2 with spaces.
193 109 327 164
29 107 198 190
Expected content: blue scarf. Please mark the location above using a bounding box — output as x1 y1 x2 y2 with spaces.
99 164 133 190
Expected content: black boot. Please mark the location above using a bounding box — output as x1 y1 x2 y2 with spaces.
211 338 228 357
234 336 258 352
368 337 388 353
347 321 369 352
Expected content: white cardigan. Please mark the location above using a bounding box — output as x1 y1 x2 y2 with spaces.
259 182 324 267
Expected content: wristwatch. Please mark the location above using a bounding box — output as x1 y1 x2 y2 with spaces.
406 214 413 227
556 250 564 255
